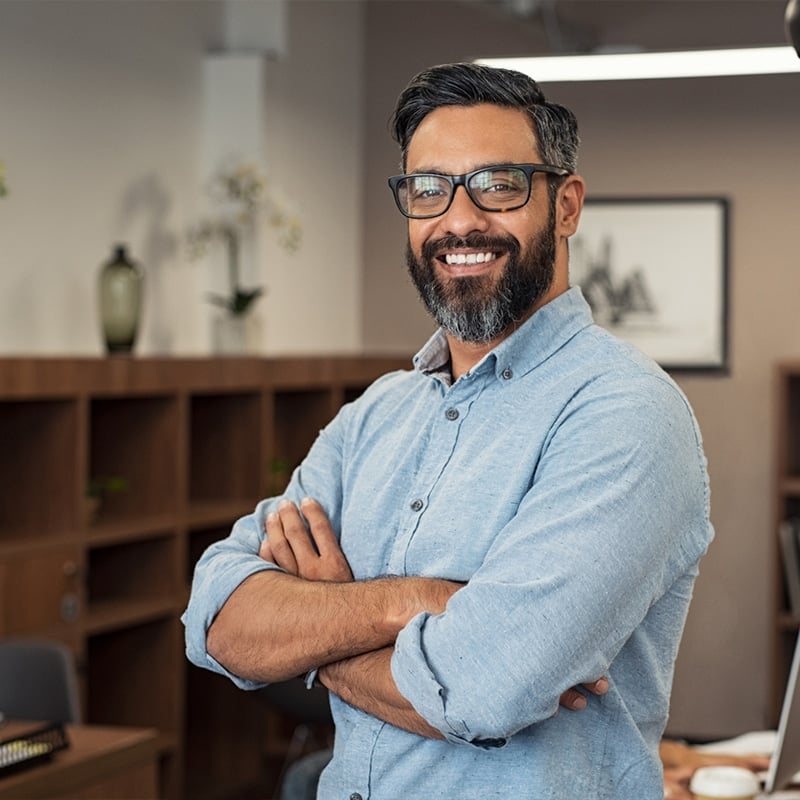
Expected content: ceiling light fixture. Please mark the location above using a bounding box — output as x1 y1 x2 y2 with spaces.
476 46 800 82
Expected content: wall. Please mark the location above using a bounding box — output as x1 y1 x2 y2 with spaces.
0 0 363 355
362 0 800 737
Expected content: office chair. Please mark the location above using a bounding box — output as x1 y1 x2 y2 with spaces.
256 678 333 797
0 637 82 723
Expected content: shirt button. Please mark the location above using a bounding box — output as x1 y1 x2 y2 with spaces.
350 794 363 800
501 367 513 380
445 407 459 420
410 498 424 512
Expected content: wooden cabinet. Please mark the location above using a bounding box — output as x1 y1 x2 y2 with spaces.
0 355 409 800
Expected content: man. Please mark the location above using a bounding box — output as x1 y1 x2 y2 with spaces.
183 62 713 799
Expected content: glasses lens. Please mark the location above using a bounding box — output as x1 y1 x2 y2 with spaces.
397 175 452 217
468 167 530 211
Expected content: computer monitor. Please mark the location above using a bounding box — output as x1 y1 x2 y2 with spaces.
766 631 800 793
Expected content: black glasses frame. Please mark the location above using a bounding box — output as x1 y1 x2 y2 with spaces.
387 163 571 219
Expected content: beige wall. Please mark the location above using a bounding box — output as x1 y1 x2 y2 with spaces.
0 0 363 354
362 0 800 737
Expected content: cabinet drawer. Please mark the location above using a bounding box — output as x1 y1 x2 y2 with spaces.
0 545 82 634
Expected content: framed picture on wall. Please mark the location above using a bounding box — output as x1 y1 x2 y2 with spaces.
571 197 729 373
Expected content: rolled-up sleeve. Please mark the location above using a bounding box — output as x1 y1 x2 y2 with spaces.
181 398 355 688
181 507 282 689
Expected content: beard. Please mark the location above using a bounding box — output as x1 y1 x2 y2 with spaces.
405 211 557 344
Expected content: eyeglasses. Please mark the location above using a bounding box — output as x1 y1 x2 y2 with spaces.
387 163 570 219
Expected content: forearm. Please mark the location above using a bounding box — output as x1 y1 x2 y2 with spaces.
207 569 460 683
319 647 444 740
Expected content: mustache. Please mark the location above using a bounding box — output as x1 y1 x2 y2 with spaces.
421 234 521 261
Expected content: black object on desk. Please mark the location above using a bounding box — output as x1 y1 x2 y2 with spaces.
0 723 70 778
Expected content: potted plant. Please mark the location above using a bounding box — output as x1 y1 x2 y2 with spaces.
188 162 301 352
86 475 129 524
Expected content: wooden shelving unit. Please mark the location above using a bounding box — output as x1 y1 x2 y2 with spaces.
774 363 800 722
0 355 409 800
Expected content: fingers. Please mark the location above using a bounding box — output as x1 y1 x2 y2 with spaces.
258 538 273 561
583 677 609 696
300 497 353 582
264 505 299 574
262 498 353 582
558 688 588 711
300 497 338 555
557 677 609 712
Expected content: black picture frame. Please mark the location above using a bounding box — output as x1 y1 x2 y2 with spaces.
572 196 729 373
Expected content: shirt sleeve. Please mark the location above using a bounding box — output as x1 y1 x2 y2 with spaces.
390 374 712 745
181 401 352 689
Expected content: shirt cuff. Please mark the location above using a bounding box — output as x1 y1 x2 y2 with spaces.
305 669 319 689
391 613 507 749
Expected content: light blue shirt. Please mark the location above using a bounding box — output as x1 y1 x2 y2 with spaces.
183 287 713 800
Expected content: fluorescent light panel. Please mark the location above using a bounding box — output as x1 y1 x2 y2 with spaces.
477 46 800 82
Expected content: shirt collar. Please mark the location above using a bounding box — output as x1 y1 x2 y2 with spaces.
413 287 595 384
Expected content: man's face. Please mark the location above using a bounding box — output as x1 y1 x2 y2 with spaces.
404 103 559 344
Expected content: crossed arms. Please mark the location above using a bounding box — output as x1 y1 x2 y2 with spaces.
207 497 606 739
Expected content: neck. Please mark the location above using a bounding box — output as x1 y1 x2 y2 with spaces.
447 336 500 380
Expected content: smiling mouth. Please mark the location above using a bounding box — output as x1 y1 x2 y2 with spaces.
441 251 499 266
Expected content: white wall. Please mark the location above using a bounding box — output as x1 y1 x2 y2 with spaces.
0 0 363 355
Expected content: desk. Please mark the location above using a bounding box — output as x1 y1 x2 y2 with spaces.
0 721 159 799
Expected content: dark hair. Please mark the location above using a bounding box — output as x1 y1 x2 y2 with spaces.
390 62 580 177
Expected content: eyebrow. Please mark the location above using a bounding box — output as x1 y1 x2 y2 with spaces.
404 161 532 176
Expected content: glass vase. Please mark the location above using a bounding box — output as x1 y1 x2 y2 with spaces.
98 244 143 354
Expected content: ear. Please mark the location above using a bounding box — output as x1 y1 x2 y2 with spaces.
555 175 586 239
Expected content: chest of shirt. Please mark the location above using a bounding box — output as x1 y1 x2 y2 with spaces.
338 374 555 581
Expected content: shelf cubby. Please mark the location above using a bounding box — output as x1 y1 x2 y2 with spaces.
89 395 179 522
272 389 334 471
87 533 178 611
86 618 182 731
186 524 232 586
0 399 79 540
189 392 263 505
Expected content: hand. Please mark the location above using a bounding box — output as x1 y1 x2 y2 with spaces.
558 677 609 711
659 740 771 800
663 765 695 800
260 497 353 582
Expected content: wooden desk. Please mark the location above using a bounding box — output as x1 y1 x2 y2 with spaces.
0 721 159 799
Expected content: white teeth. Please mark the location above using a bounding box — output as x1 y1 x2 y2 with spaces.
444 252 495 265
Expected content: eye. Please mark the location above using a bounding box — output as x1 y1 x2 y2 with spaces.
409 175 448 200
472 168 527 197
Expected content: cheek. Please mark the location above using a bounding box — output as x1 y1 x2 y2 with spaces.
408 221 434 254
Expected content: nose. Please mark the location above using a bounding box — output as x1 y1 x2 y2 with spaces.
440 184 491 236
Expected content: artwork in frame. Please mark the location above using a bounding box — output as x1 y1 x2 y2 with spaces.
571 197 729 372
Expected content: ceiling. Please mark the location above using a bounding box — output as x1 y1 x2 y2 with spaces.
458 0 791 54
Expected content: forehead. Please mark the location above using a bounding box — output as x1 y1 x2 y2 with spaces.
406 103 541 173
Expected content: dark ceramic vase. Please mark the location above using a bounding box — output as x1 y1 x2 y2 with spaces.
98 244 143 354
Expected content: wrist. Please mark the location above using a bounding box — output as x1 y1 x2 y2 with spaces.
375 576 463 632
